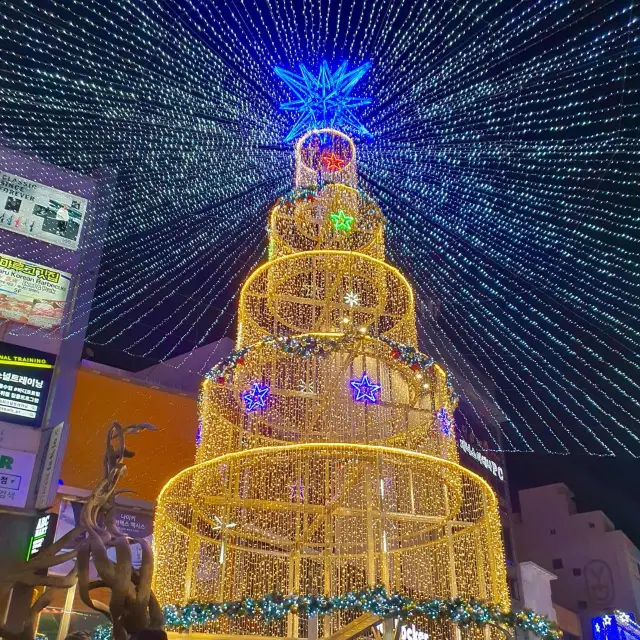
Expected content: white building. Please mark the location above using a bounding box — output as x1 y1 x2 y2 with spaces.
513 483 640 639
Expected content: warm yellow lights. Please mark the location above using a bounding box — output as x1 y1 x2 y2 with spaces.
154 444 509 636
269 181 385 262
154 131 508 640
237 249 417 348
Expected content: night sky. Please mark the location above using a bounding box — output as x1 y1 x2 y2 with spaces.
507 452 640 548
1 0 639 529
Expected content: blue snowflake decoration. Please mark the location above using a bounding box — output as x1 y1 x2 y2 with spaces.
243 382 270 412
437 407 453 436
350 373 381 404
274 60 372 142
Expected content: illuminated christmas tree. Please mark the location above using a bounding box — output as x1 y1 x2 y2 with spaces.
154 65 509 640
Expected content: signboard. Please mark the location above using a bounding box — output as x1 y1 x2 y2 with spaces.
0 253 71 329
458 438 504 482
26 512 58 561
51 500 153 576
593 612 639 640
0 342 55 428
375 623 429 640
0 447 36 507
0 171 87 251
35 422 64 509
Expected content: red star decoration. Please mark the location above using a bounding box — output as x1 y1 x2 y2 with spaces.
321 151 346 171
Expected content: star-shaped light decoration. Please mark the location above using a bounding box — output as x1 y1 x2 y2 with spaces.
344 291 360 307
242 382 270 412
212 515 238 563
321 151 346 171
274 60 373 142
330 209 354 232
617 613 632 626
350 372 381 404
298 379 314 394
437 407 454 436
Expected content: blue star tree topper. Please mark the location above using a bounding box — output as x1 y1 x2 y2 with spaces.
274 60 373 142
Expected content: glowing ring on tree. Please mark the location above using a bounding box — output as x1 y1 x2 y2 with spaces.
237 250 416 348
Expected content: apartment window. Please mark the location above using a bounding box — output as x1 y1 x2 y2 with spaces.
578 601 587 610
552 558 564 570
589 522 595 529
550 528 557 535
573 568 582 576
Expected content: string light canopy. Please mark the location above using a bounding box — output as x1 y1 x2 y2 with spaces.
0 0 638 456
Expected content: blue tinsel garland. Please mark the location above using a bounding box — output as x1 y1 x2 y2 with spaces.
91 586 561 640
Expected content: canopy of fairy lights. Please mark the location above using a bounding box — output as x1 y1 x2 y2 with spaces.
0 0 638 456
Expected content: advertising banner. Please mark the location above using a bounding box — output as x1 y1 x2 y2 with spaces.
0 447 36 508
51 500 154 576
0 253 71 329
0 342 55 428
0 171 87 251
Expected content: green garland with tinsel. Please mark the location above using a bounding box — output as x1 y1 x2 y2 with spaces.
90 586 561 640
206 333 456 403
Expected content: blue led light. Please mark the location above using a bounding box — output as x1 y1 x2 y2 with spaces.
592 612 639 640
242 382 270 412
438 407 453 436
350 373 381 404
274 60 372 142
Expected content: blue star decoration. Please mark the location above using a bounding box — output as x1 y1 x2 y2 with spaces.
350 372 381 404
243 382 270 412
437 407 453 436
274 60 373 142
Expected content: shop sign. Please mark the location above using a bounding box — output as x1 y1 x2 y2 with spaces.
0 253 71 329
0 447 36 507
0 342 55 428
458 438 504 481
26 512 58 561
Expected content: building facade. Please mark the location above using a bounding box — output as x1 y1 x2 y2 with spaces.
514 483 640 639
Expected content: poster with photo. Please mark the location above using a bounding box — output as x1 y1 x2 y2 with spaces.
0 171 88 251
0 253 71 329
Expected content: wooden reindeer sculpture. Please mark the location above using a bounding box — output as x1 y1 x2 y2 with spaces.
0 421 161 640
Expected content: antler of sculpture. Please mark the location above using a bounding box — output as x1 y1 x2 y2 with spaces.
75 422 163 640
0 421 159 640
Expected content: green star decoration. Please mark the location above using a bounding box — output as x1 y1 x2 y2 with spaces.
330 210 354 232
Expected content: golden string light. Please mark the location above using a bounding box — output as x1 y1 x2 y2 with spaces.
153 129 509 639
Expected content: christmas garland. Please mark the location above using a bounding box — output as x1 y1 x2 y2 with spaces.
206 333 453 400
91 586 561 640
